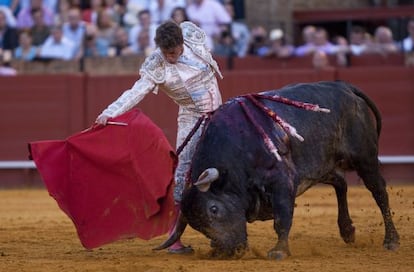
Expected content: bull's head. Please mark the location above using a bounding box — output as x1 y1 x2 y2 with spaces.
154 168 248 258
185 168 249 258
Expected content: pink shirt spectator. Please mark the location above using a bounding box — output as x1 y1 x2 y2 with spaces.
16 5 54 29
295 27 337 56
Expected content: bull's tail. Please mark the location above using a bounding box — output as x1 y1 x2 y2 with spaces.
346 82 382 136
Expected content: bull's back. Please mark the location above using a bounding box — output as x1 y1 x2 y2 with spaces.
259 81 379 179
192 81 379 189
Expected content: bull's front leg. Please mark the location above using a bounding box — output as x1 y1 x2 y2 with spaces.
268 179 296 260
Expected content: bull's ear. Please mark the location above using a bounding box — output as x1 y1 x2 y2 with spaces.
193 168 219 192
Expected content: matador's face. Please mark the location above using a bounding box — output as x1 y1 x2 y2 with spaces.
161 44 184 64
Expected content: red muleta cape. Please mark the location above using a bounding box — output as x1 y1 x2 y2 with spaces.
29 109 177 249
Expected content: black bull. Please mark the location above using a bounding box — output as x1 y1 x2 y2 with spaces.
155 81 400 259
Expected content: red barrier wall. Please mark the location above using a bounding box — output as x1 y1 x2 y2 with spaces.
1 68 412 159
0 74 85 160
336 67 414 155
0 67 412 185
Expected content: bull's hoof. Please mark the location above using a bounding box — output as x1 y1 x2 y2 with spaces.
267 249 290 260
341 225 355 244
384 232 400 251
209 250 236 260
383 240 400 251
209 247 245 259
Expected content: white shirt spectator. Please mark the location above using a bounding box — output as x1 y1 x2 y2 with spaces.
0 6 16 27
62 8 86 58
127 0 151 9
349 44 367 56
149 0 186 25
128 10 157 50
186 0 231 50
39 27 75 60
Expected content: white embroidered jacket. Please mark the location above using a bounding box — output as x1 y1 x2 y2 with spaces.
100 21 223 119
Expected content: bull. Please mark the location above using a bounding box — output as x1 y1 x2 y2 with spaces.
156 81 400 259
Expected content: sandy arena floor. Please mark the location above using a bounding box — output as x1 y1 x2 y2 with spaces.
0 184 413 272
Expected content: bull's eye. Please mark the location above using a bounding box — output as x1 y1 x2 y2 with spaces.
209 205 218 215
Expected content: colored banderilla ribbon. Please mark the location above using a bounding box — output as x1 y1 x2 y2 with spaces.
238 93 330 161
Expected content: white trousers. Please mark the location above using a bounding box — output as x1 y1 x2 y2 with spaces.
173 108 205 202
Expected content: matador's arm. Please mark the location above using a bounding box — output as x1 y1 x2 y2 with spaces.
99 51 166 118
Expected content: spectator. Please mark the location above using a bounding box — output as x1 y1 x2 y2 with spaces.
223 1 250 57
112 26 131 56
257 28 294 58
170 6 188 25
331 35 349 67
186 0 232 50
312 50 333 70
123 0 149 27
128 9 156 51
14 30 38 61
0 8 19 51
0 49 17 75
16 0 55 29
29 7 50 46
123 28 153 56
62 7 86 59
57 0 71 23
122 0 144 28
65 0 82 8
294 26 339 57
82 0 104 24
94 8 118 57
38 24 76 60
365 25 398 55
0 5 17 27
348 25 370 55
82 24 100 57
104 0 127 27
401 17 414 52
149 0 185 25
247 25 268 56
135 28 153 56
19 0 59 13
213 24 236 57
294 25 316 57
310 27 337 55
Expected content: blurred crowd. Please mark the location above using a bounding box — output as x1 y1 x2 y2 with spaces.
1 0 414 75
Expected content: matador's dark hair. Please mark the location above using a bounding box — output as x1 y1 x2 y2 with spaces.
154 20 184 50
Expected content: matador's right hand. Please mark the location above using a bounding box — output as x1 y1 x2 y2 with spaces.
95 113 110 126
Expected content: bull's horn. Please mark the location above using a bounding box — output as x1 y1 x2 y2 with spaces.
153 209 187 251
193 168 219 192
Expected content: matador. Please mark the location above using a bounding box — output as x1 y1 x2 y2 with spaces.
96 21 223 203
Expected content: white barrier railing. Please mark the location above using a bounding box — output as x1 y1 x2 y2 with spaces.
0 156 413 170
0 161 36 169
378 156 414 164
